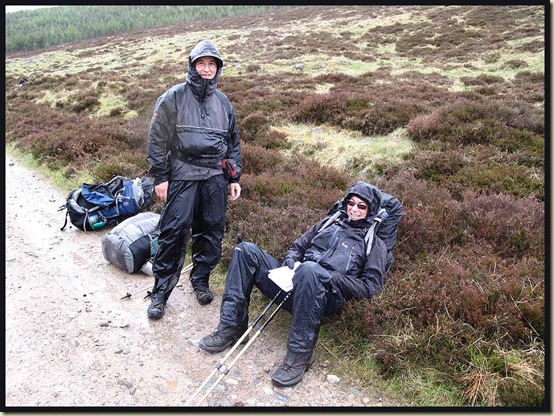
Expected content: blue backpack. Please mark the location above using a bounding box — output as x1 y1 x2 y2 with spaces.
59 175 154 232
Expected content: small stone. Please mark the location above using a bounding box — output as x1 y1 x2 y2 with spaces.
275 392 289 403
214 382 227 392
327 374 340 384
117 378 133 389
212 397 231 407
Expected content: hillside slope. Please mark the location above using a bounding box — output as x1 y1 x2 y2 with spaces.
5 5 545 408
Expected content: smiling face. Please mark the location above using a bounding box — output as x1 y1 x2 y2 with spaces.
346 195 369 221
194 56 218 79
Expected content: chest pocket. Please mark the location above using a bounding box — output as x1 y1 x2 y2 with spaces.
307 226 366 275
175 93 229 159
175 125 227 157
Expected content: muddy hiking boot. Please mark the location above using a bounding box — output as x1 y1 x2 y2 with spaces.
271 349 315 387
199 325 248 353
194 287 214 305
147 293 166 320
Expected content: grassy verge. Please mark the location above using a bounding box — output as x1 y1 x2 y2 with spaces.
6 142 96 192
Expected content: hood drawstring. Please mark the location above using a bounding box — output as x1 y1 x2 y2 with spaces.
201 80 210 118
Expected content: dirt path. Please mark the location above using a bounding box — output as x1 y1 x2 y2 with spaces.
5 153 401 408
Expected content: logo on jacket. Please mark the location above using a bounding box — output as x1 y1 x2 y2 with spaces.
341 242 349 249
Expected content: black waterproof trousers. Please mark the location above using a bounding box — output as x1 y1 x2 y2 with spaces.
218 242 346 353
152 175 227 300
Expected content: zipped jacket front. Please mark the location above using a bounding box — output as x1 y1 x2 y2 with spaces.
284 182 387 300
147 41 242 185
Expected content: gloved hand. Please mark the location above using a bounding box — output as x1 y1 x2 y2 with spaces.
282 258 295 269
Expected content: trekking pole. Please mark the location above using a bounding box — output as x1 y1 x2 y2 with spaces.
185 290 283 406
120 262 193 300
193 290 293 406
120 283 153 300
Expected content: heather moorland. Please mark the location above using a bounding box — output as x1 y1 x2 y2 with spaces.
5 5 546 407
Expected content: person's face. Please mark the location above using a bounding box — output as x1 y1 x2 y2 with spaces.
346 196 369 221
195 56 218 79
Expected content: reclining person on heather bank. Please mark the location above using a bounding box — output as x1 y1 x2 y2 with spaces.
199 181 403 388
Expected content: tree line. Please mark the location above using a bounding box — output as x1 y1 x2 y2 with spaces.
6 5 287 53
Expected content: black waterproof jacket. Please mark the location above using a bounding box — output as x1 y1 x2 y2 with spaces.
283 182 387 300
147 40 242 186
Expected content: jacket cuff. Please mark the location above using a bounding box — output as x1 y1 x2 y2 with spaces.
153 176 169 186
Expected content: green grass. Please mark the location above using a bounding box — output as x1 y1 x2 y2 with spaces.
6 142 95 192
36 90 64 108
95 92 128 117
275 123 415 177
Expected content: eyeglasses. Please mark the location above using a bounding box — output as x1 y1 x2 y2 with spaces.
347 200 368 210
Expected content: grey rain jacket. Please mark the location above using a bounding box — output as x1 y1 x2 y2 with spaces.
146 40 242 185
283 181 388 300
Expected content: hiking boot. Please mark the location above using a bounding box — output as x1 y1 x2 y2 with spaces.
271 349 315 387
199 325 247 353
147 293 166 320
194 287 214 305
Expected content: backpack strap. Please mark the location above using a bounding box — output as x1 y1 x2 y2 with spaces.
60 211 69 231
365 208 388 256
318 207 389 256
317 210 342 233
80 207 103 233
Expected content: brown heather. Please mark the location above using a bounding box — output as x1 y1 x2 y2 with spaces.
5 5 545 407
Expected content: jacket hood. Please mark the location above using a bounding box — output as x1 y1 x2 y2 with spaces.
341 181 382 223
188 40 223 79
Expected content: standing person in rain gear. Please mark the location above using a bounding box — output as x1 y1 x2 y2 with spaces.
200 181 402 387
146 40 242 319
